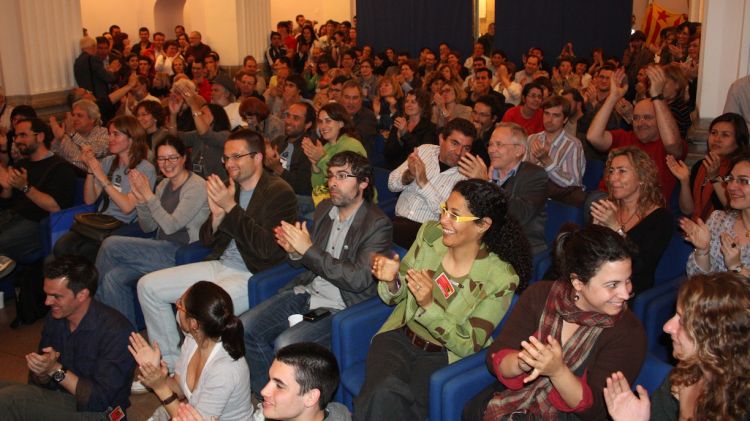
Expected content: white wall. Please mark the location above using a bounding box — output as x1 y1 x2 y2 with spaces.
80 0 157 38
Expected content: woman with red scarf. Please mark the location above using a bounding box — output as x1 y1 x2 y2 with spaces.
463 224 647 420
667 113 749 220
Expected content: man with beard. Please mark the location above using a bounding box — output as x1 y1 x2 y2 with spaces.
241 151 392 396
137 129 298 370
0 118 76 276
264 102 316 215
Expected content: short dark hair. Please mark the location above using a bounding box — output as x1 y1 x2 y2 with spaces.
10 105 37 121
16 118 53 148
327 151 374 202
108 25 120 34
44 255 99 296
442 117 477 143
154 135 187 159
474 67 493 79
95 36 108 46
138 27 149 34
562 88 584 106
294 102 317 129
474 95 502 120
553 224 636 283
153 32 165 39
275 343 340 410
135 100 165 127
522 82 543 98
542 95 572 119
227 128 265 159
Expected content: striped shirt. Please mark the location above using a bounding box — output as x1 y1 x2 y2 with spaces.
388 144 466 223
525 129 585 188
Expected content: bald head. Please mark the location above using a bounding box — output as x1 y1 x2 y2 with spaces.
632 99 659 143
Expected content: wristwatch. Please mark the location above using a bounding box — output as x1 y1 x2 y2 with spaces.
21 184 31 194
51 366 67 383
651 93 664 101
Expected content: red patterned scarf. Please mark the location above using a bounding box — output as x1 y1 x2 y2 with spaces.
483 280 621 420
691 158 730 221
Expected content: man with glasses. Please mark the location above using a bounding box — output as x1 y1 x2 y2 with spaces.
137 129 298 370
587 67 684 201
0 118 76 279
389 118 477 248
240 151 392 396
469 95 502 164
190 60 212 103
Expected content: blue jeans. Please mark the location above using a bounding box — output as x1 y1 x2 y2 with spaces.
240 290 336 395
0 211 41 261
95 236 180 327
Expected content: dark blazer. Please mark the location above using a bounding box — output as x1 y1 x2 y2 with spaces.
384 118 438 170
74 52 116 99
200 172 298 273
275 134 313 195
353 107 378 156
499 161 548 254
284 199 393 307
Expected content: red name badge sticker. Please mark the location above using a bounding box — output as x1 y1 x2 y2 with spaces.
434 272 455 299
108 406 125 421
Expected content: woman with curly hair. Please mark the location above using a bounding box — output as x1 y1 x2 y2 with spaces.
605 272 750 421
372 75 404 136
432 79 472 129
354 179 532 421
681 151 750 277
464 224 646 420
590 146 672 294
303 102 368 206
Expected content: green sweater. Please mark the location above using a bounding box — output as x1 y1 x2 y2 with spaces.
376 221 519 363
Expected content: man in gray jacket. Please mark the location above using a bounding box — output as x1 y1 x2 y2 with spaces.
241 151 393 395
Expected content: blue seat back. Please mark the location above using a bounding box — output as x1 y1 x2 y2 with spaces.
634 353 673 393
653 232 692 285
582 159 605 192
544 200 584 246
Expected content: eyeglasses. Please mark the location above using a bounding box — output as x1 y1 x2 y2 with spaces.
632 115 655 122
439 203 479 223
721 175 750 186
327 172 357 181
471 110 492 118
13 132 38 139
221 151 257 163
156 155 182 163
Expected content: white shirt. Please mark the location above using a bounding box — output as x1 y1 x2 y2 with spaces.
389 144 466 223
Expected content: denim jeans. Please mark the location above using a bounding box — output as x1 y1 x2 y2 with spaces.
0 211 41 261
240 289 337 395
137 260 252 369
95 236 181 327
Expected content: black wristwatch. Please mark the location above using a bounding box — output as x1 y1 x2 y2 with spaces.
51 366 67 383
651 93 664 101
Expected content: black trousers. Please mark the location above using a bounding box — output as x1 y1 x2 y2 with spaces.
353 328 449 421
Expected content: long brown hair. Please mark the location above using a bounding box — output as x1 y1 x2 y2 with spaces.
670 273 750 419
108 115 149 169
605 146 664 217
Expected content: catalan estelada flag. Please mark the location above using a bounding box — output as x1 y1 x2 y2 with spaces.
642 2 689 45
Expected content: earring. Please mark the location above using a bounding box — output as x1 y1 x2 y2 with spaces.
574 293 580 301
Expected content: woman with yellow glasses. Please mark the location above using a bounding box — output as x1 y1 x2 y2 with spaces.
353 179 532 420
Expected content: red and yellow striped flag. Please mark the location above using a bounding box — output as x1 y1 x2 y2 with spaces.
642 3 688 45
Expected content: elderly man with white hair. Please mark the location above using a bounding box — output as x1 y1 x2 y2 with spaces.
73 36 116 100
49 99 109 172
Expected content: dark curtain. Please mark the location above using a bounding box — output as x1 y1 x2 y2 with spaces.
357 0 473 60
495 0 633 68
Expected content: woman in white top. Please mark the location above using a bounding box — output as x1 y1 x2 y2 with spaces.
129 281 253 421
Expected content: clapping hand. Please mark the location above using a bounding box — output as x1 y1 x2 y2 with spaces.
702 151 721 180
457 152 488 180
128 332 161 367
301 137 324 165
7 167 29 190
407 152 428 187
609 68 629 100
275 220 312 256
206 174 236 213
518 335 565 383
137 360 169 390
590 199 619 231
666 155 689 182
719 231 741 270
128 169 153 203
679 217 710 250
25 347 60 376
406 268 434 308
603 371 650 421
371 253 401 283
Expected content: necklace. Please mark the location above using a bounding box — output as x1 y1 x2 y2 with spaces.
740 214 750 239
617 208 639 232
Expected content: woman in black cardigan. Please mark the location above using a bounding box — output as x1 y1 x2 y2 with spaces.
384 89 437 170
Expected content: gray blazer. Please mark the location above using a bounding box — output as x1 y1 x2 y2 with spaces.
284 199 393 307
501 161 548 254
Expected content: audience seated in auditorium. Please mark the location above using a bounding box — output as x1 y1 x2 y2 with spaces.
137 130 296 372
388 118 477 248
463 224 646 421
53 115 156 263
95 136 208 328
587 67 685 201
242 151 391 396
355 179 530 421
605 272 750 421
590 147 671 294
0 256 135 419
